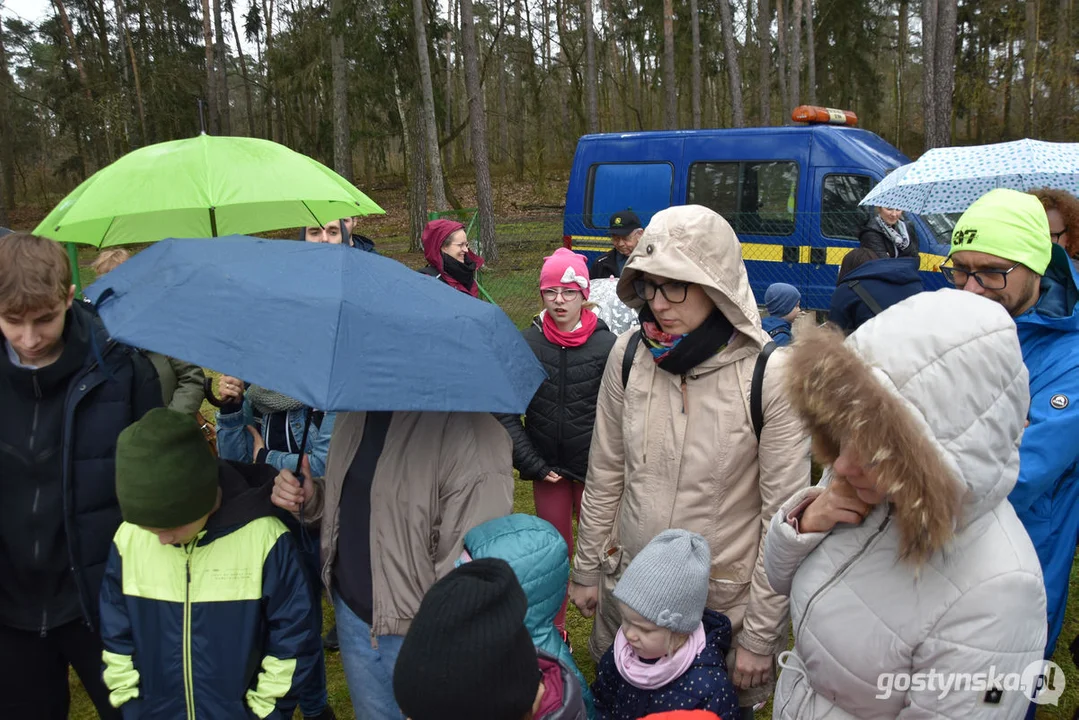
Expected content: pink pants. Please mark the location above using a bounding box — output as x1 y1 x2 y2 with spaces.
533 477 585 632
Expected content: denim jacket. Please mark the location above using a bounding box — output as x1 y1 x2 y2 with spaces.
217 400 336 478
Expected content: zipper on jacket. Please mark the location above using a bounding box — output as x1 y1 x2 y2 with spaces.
795 513 891 649
680 374 688 414
557 348 567 468
32 373 46 636
183 542 196 720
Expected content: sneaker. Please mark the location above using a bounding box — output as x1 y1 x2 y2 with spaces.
323 623 339 652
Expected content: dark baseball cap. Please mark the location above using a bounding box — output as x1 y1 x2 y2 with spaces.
608 210 642 236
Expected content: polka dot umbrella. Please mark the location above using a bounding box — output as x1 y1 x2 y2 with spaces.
859 138 1079 214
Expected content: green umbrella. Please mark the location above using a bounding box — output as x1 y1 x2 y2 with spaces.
34 134 384 248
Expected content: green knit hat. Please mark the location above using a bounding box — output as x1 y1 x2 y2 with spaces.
949 188 1052 275
116 408 219 528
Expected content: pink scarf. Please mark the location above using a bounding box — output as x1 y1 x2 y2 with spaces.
541 307 599 348
613 621 707 690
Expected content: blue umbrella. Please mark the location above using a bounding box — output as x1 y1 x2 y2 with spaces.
860 138 1079 213
85 236 546 417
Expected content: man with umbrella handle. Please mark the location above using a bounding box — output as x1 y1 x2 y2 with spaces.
215 373 337 720
0 232 162 719
270 409 515 719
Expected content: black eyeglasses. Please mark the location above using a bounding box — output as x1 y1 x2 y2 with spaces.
632 278 691 304
940 260 1022 290
1051 227 1069 244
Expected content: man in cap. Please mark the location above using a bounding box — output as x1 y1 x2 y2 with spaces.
945 187 1079 660
590 209 644 279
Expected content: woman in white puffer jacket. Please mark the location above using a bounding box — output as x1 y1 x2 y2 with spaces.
765 289 1048 719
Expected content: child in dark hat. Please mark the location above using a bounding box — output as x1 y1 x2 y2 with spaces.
394 557 583 720
761 283 801 346
99 408 321 719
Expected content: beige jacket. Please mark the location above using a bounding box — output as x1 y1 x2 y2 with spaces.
301 410 514 640
571 205 811 696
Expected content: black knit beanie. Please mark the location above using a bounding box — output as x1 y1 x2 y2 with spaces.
393 557 540 720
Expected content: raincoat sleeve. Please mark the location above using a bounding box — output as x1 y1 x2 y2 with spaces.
740 350 811 657
895 569 1047 718
495 412 551 481
571 338 627 587
99 542 143 718
764 486 828 595
265 411 337 478
216 399 256 462
166 357 206 416
131 349 164 420
432 413 515 580
1007 375 1079 516
246 532 320 720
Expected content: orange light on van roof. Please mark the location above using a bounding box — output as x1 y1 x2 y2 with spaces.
791 105 859 127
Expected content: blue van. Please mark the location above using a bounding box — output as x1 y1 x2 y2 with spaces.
562 122 954 310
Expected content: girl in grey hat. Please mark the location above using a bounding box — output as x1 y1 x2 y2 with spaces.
591 530 740 719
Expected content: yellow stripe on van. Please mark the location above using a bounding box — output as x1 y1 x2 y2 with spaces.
739 243 784 262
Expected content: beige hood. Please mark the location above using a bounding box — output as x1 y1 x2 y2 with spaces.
616 204 771 351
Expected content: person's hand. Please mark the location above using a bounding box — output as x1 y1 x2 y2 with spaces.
732 647 773 689
799 477 874 534
270 455 314 513
247 425 265 457
543 471 563 484
568 582 598 618
218 375 244 403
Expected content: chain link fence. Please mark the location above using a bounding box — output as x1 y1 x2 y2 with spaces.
467 210 952 327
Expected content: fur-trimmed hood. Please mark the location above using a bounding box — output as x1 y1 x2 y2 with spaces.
616 205 771 363
785 289 1030 563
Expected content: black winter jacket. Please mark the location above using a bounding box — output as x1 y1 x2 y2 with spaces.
499 315 616 482
0 301 160 632
589 249 625 279
858 219 920 260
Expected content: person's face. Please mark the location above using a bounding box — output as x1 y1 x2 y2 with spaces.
0 286 75 366
619 602 673 660
783 304 801 323
304 221 345 244
541 285 584 325
342 216 357 237
442 230 470 262
641 272 715 335
140 512 211 546
878 207 903 226
949 250 1041 318
832 442 886 505
611 228 642 257
1047 208 1070 252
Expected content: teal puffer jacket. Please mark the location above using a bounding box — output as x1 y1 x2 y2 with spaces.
463 514 595 718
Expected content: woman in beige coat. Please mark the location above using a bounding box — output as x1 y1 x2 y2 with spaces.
568 205 811 715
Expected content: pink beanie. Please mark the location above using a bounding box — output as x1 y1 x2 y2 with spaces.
540 248 590 299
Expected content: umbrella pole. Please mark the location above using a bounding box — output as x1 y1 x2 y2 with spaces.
294 407 313 479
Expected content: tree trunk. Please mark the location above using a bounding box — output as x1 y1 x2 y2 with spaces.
789 0 802 108
718 0 745 127
459 0 498 262
931 0 957 147
201 0 218 133
805 0 816 104
52 0 94 103
1053 0 1073 138
213 0 231 134
775 0 788 117
407 0 449 207
1003 34 1014 139
394 68 428 253
690 0 701 128
663 0 677 128
331 0 352 180
229 0 257 137
0 22 12 220
758 0 771 124
116 0 148 144
921 0 938 148
584 0 598 132
893 0 907 143
1023 0 1038 136
513 0 527 179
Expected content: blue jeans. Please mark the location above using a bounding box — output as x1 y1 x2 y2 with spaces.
285 519 329 717
332 591 405 719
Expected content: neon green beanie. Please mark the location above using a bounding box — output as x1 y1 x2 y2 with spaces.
949 188 1052 275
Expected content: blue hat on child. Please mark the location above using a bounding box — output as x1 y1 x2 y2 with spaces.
765 283 800 318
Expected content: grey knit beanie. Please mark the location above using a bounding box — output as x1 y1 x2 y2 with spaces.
613 529 711 634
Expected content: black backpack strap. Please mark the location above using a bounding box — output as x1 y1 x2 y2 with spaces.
621 330 642 389
848 280 884 316
751 342 777 442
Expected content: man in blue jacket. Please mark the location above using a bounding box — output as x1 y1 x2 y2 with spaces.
946 188 1079 660
0 233 161 718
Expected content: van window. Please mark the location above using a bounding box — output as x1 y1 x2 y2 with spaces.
687 161 798 236
821 174 872 239
585 163 673 229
